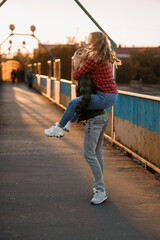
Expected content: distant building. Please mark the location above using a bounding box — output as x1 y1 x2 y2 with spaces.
33 41 88 79
117 45 160 60
33 41 87 56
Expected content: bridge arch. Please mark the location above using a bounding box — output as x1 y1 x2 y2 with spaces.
0 59 24 82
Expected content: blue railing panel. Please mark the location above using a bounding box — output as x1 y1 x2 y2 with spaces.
114 94 160 135
40 77 46 86
60 81 71 97
105 106 112 115
33 75 37 84
51 79 54 89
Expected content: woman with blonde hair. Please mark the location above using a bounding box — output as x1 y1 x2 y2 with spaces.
45 31 121 137
82 31 121 65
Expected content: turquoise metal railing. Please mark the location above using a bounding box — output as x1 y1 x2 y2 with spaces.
105 91 160 170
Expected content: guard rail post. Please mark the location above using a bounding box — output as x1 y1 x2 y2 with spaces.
71 56 76 100
46 60 52 98
33 63 37 74
54 59 61 104
37 62 41 88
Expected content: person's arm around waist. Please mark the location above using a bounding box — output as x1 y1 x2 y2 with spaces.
75 74 93 114
72 58 96 80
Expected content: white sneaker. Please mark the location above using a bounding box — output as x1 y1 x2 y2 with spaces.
90 190 107 204
63 121 71 132
93 187 96 193
44 125 64 137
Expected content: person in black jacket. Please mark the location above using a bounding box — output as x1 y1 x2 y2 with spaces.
11 69 16 84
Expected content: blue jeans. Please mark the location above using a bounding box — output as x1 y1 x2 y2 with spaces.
59 91 118 127
84 113 109 192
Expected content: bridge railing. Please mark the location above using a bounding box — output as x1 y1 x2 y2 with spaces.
30 59 160 173
31 59 76 109
105 92 160 172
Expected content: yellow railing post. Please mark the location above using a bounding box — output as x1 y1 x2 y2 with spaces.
71 56 76 100
47 60 52 79
54 59 61 104
37 62 41 75
54 59 61 81
33 63 37 74
27 63 32 71
71 56 75 84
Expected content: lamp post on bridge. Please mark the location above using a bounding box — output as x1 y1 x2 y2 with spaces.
9 24 15 33
0 25 14 55
0 24 55 61
0 0 7 7
30 25 55 61
8 40 12 57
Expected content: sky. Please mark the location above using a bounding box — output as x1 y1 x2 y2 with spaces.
0 0 160 55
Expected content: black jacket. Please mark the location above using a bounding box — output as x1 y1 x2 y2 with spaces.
75 73 105 122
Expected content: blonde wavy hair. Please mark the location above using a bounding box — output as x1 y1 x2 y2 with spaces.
82 31 121 66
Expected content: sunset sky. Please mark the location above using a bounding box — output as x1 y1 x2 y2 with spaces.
0 0 160 55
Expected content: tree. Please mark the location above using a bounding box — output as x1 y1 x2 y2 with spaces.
116 48 160 84
116 57 138 83
34 43 86 79
66 36 76 45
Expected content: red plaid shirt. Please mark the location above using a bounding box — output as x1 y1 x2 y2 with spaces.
72 58 118 93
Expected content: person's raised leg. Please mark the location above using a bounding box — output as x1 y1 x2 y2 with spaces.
58 97 81 127
88 92 118 110
44 97 81 137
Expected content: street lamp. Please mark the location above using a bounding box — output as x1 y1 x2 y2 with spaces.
9 24 15 34
22 41 26 47
9 40 12 45
0 24 55 61
8 40 12 57
30 25 36 35
30 25 55 60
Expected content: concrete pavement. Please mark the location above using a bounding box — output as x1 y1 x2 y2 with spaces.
0 82 160 240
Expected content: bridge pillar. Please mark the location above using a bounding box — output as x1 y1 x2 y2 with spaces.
47 60 52 79
27 63 32 71
54 59 61 104
36 62 41 89
37 62 41 75
46 78 51 98
33 63 38 74
71 56 76 100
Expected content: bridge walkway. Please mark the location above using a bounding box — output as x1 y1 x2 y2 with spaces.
0 82 160 240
